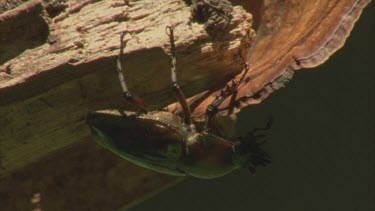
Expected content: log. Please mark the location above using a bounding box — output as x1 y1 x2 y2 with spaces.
0 0 254 176
0 1 253 209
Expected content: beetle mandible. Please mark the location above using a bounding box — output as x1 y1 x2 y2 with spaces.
86 26 270 179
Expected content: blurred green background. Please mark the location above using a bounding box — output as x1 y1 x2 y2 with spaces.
130 3 374 211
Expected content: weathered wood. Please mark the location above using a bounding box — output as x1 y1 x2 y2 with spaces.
0 0 254 176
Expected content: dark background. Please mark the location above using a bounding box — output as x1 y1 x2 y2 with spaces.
130 3 374 211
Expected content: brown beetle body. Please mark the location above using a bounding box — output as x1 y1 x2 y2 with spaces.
88 110 248 179
87 26 270 179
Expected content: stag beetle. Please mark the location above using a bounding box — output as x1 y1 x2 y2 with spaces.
86 26 270 179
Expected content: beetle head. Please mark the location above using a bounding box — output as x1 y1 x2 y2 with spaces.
232 117 273 174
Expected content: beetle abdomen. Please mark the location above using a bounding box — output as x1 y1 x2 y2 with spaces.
87 110 187 176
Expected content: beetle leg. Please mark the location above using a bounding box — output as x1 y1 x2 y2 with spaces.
116 32 147 113
166 26 192 126
227 89 238 115
204 61 250 130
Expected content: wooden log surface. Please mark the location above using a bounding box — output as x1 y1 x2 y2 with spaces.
0 1 253 209
0 0 254 176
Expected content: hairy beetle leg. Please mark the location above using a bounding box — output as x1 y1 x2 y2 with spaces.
166 26 192 126
204 61 250 130
117 32 147 113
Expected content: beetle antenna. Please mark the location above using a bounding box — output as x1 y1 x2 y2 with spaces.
116 31 147 113
166 26 193 126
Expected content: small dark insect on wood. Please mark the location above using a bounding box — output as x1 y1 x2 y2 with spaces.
189 0 234 37
86 26 271 179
